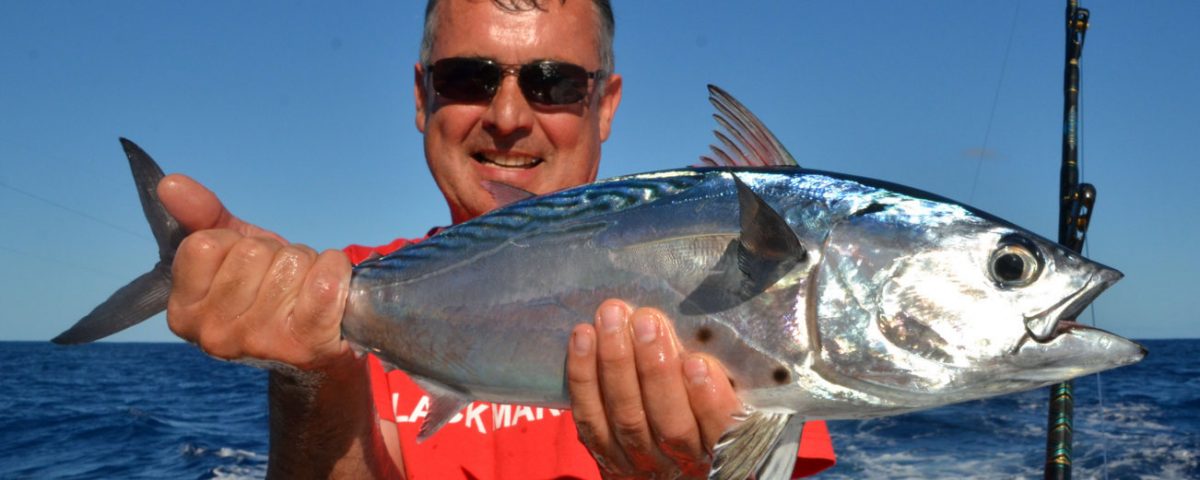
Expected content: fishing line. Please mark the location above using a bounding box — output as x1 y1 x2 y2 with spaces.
967 0 1022 204
0 244 131 280
1075 26 1108 480
0 178 152 243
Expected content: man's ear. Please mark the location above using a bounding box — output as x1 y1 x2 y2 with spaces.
414 62 429 133
596 73 622 142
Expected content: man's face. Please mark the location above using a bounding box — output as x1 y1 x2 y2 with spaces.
416 0 622 224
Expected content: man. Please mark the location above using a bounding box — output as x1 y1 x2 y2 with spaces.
157 1 834 478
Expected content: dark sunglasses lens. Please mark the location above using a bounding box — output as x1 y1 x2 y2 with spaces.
431 58 499 102
520 62 591 105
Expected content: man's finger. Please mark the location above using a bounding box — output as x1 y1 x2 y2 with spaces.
683 354 743 452
241 244 319 358
631 308 706 466
595 301 668 471
255 243 319 310
566 323 628 472
206 236 283 322
288 249 352 367
169 229 243 307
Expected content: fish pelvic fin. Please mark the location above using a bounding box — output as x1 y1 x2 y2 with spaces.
696 85 800 169
709 409 804 480
51 138 184 344
410 375 472 443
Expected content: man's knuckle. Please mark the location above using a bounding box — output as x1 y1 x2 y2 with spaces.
280 245 316 266
196 330 236 359
598 349 634 370
657 432 703 464
165 308 192 340
179 231 225 259
231 237 276 261
566 365 594 385
610 411 648 438
247 331 293 363
635 355 672 378
656 425 696 450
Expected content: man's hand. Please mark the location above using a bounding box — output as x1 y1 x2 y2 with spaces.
157 174 388 478
568 299 744 479
158 174 353 370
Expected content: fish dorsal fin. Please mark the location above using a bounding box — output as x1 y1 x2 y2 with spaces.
410 375 472 443
709 409 803 480
696 84 800 168
482 180 537 207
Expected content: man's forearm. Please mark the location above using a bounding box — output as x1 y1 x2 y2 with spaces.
265 354 392 479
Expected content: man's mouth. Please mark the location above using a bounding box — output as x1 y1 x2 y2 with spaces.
472 152 544 169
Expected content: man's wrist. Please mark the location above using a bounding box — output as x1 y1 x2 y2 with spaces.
266 352 379 478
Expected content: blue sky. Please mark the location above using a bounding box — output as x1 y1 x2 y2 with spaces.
2 1 1196 341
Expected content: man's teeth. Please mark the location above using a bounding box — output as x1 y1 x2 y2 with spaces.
475 153 542 168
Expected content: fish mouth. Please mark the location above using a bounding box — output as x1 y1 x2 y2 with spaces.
1010 322 1146 382
1023 267 1123 343
472 151 544 169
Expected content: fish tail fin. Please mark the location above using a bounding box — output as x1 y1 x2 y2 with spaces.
51 138 185 344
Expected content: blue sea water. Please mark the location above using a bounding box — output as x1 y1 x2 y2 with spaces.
0 339 1195 479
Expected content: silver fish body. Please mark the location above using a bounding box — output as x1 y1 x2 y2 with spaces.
343 166 1142 422
55 87 1144 480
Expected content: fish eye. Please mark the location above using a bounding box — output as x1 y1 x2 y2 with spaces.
989 242 1042 288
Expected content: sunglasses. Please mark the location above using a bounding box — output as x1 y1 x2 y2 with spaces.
427 57 606 106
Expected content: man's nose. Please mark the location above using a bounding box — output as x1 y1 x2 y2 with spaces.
481 75 534 140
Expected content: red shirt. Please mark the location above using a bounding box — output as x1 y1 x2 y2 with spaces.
345 235 836 479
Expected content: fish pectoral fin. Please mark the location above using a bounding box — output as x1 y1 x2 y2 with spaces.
733 174 806 282
481 180 538 207
679 176 806 315
709 409 803 480
410 375 473 443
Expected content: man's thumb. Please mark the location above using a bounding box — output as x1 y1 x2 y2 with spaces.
157 173 284 242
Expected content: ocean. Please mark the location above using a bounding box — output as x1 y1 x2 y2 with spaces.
1 339 1195 479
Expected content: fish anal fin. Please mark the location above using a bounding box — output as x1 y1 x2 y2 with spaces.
410 376 472 443
708 409 802 480
755 414 807 480
482 180 538 207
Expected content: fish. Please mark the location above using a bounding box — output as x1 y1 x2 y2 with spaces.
53 85 1145 480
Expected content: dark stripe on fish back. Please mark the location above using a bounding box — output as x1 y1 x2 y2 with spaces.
362 170 706 273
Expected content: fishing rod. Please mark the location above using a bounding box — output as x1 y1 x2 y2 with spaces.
1044 1 1094 479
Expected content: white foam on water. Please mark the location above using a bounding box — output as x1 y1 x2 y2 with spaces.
826 446 1036 479
214 447 265 460
209 464 267 480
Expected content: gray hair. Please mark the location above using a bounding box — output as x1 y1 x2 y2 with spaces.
418 0 615 75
